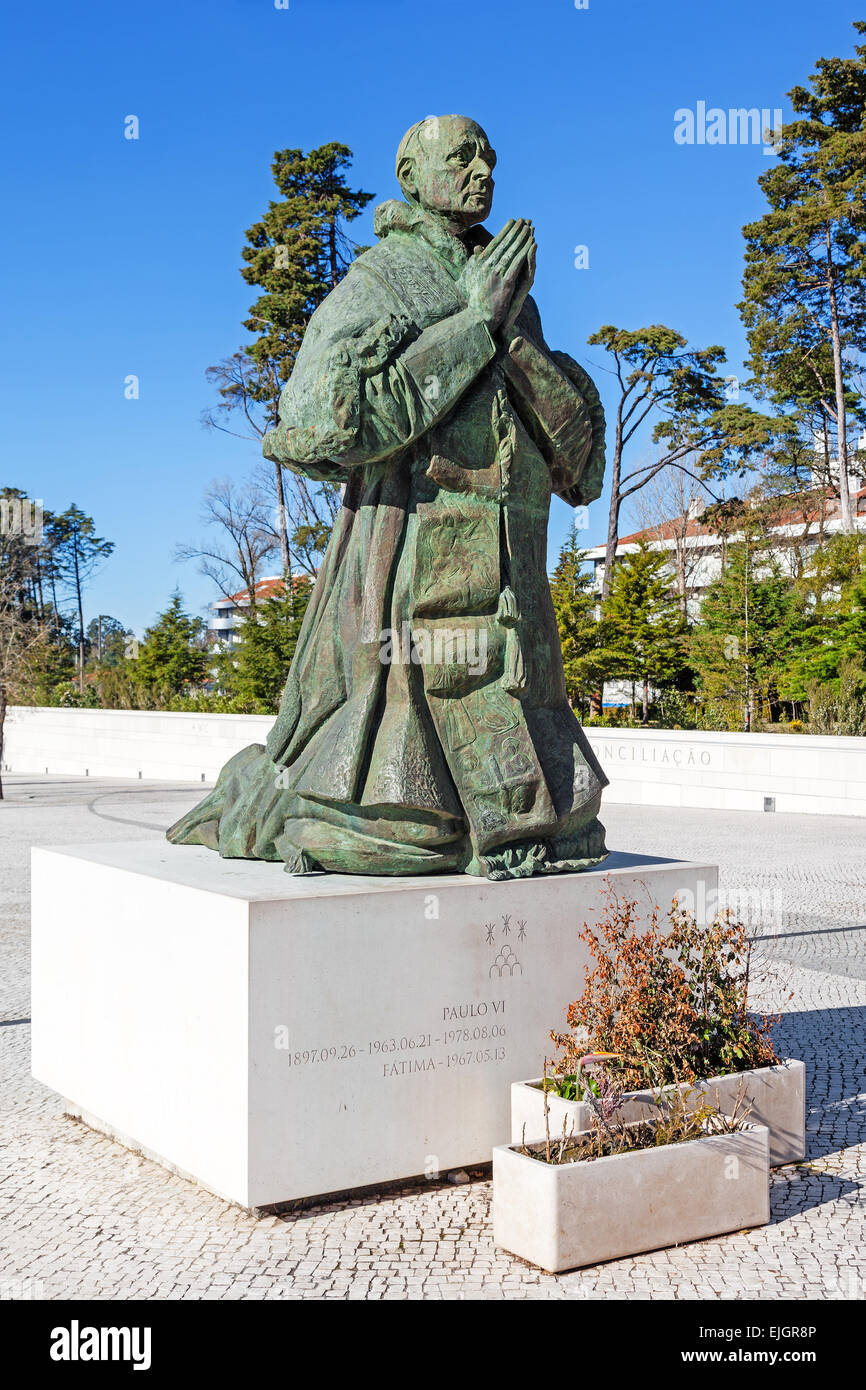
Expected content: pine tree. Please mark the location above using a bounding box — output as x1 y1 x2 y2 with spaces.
206 144 373 574
597 544 686 723
785 532 866 695
548 531 605 712
739 21 866 532
134 594 207 695
217 579 312 710
48 506 114 692
838 571 866 678
240 144 374 395
691 543 799 728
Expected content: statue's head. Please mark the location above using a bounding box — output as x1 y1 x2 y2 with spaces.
396 115 496 230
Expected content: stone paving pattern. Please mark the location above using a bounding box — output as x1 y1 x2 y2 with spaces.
1 776 864 1300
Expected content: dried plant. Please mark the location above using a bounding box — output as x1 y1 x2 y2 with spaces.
551 891 781 1093
522 1076 754 1167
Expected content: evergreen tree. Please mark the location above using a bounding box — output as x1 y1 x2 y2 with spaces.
548 530 605 712
597 545 686 722
134 594 207 694
739 21 866 532
206 144 373 574
218 579 312 710
838 570 866 678
85 615 131 668
784 532 866 696
240 144 374 395
691 543 800 728
48 505 114 692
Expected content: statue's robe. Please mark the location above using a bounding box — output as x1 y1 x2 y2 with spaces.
168 199 609 878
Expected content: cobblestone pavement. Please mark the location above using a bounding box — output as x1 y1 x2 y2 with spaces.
1 777 865 1300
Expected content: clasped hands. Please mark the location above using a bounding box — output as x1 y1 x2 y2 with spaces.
457 217 536 344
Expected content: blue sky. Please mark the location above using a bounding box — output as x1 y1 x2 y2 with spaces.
1 0 859 635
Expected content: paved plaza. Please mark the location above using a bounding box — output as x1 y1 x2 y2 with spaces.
1 775 865 1300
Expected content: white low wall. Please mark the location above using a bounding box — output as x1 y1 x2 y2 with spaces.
4 707 866 817
2 706 272 783
586 727 866 817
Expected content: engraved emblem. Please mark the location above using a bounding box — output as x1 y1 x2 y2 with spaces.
489 945 522 978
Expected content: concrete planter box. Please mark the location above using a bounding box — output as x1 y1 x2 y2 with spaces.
493 1122 770 1272
511 1059 805 1167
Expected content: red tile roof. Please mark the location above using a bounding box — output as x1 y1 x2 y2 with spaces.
615 486 866 549
213 575 309 607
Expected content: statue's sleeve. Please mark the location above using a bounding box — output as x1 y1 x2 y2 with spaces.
263 265 496 480
502 298 606 508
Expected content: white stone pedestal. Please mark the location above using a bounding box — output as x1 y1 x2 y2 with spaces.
31 841 717 1208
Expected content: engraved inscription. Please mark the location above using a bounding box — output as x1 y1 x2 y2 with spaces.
278 998 512 1077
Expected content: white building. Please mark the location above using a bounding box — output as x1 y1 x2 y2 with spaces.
208 575 308 649
585 477 866 618
583 440 866 708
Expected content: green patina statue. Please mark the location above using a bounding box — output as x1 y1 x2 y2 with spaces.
168 115 608 879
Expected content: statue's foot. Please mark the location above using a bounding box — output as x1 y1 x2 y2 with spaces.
464 818 608 879
275 816 464 876
165 744 268 849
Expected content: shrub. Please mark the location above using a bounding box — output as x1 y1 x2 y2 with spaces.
807 662 866 736
654 688 698 729
53 681 101 709
695 698 744 732
551 893 779 1091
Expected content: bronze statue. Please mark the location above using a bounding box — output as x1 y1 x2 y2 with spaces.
168 116 608 879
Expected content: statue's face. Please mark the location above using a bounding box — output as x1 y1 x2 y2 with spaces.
403 117 496 228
